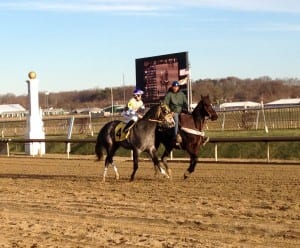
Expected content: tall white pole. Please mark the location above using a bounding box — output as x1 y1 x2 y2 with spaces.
123 73 126 105
45 91 49 110
187 64 193 111
25 71 46 156
111 87 114 116
261 100 269 133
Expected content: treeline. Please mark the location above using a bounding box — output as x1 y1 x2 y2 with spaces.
0 87 135 111
1 77 300 110
192 77 300 104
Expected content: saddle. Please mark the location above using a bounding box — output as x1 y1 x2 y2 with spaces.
114 121 137 141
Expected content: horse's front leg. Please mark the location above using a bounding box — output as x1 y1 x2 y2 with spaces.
149 148 169 179
184 154 198 179
130 149 139 181
103 148 119 182
160 147 173 179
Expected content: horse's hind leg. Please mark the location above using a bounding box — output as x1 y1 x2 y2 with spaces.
103 159 120 182
102 157 120 182
103 148 119 182
102 156 110 182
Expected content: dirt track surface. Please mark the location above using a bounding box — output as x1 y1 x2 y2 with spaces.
0 155 299 247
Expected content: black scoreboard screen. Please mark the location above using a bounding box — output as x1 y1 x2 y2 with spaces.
135 52 189 103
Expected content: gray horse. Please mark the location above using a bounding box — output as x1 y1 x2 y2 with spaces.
95 102 174 182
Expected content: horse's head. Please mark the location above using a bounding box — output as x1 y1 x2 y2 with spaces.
143 102 175 127
193 95 218 121
157 102 175 127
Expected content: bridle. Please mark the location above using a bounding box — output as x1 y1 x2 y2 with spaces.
199 96 217 121
149 103 174 127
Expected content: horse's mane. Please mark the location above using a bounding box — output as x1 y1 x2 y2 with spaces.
142 104 160 120
192 95 209 121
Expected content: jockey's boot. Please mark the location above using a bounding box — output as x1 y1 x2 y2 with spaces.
123 120 135 133
203 136 210 146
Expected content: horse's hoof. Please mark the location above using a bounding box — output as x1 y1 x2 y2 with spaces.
183 171 190 179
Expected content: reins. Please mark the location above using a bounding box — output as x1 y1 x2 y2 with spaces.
146 104 173 124
148 119 164 123
148 112 173 123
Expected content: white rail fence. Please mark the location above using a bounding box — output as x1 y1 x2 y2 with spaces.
1 136 299 163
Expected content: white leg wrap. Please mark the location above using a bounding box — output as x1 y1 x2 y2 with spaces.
103 167 108 182
160 167 169 179
112 164 120 180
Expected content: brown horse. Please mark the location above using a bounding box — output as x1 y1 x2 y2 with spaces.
155 95 218 179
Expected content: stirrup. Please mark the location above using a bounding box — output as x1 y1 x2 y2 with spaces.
172 140 181 149
123 121 135 133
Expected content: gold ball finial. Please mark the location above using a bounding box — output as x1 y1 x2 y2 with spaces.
28 71 37 80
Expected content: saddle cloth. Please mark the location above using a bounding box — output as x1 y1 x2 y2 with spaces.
114 122 128 141
114 122 135 141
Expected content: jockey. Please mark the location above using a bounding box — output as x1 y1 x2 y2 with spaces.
122 89 145 132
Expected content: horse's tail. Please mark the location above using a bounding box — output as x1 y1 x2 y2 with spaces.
95 138 104 161
95 121 117 161
95 120 120 161
95 129 105 161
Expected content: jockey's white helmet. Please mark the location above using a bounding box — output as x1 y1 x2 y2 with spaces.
133 89 144 95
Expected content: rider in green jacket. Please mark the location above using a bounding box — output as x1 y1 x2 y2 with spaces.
164 81 188 144
164 81 209 146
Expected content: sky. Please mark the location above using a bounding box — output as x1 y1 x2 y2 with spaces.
1 0 300 95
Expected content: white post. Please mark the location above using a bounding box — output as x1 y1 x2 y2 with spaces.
25 71 46 156
266 142 270 163
255 110 260 130
67 116 75 159
89 112 93 136
214 143 218 162
261 101 269 133
221 112 226 131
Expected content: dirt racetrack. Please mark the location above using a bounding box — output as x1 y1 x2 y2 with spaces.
0 155 299 247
